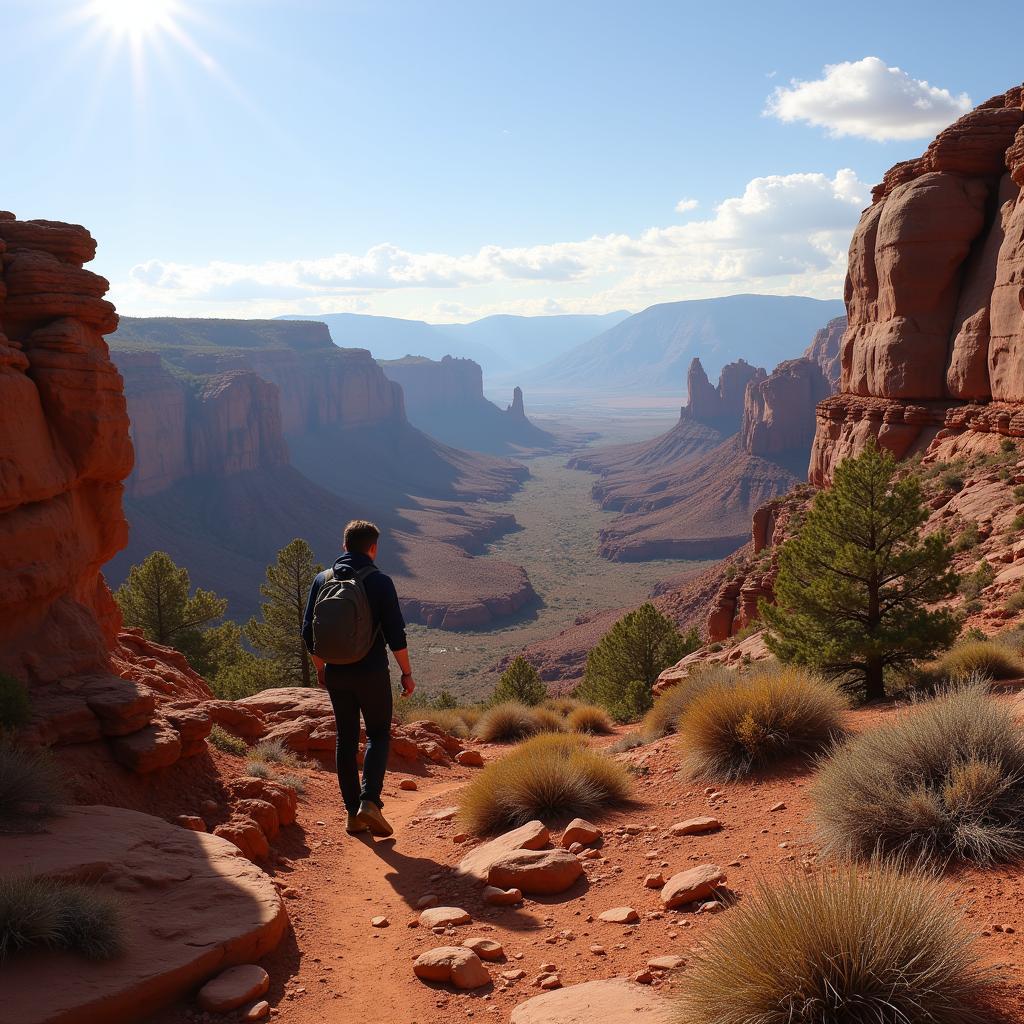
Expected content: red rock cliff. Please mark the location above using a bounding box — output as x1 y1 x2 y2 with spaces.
811 85 1024 484
742 357 830 459
682 357 766 432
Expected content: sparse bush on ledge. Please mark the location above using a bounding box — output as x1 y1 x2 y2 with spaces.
208 724 248 757
0 738 64 823
675 861 991 1024
814 686 1024 865
0 877 124 961
458 732 631 835
678 666 846 781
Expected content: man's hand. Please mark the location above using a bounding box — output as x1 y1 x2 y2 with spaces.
312 655 326 688
400 672 416 698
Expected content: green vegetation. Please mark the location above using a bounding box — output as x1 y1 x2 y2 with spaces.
1006 590 1024 615
0 877 123 961
813 686 1024 865
458 732 631 835
576 603 699 721
201 621 280 700
677 666 846 780
639 664 733 740
0 739 64 822
959 561 994 600
923 639 1024 684
207 724 248 756
763 442 959 701
0 674 30 731
491 656 547 706
676 861 989 1024
940 470 964 493
245 538 322 688
953 521 980 552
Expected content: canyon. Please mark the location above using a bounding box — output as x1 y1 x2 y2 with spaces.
106 317 537 627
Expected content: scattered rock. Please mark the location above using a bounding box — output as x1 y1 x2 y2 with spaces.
539 974 562 990
510 978 671 1024
644 873 665 889
243 1000 270 1021
482 885 523 906
769 801 786 812
598 906 639 924
648 955 685 972
214 817 270 862
175 815 206 832
371 916 389 928
632 970 654 985
456 749 484 767
487 848 583 895
503 969 527 981
416 894 439 909
419 906 472 929
670 816 721 836
458 820 550 880
697 900 725 914
661 864 726 908
400 779 418 791
198 965 270 1013
560 818 601 848
413 947 490 990
463 937 504 961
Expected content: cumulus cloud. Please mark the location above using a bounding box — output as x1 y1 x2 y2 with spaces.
675 197 699 213
765 57 971 141
112 169 867 319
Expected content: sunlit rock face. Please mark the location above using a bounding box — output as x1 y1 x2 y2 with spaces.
811 85 1024 485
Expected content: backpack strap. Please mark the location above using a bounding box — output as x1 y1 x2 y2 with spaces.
355 566 379 582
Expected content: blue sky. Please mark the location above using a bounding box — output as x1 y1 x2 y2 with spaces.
4 0 1020 321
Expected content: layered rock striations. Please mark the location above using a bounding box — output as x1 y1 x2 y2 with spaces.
811 86 1024 484
681 357 765 433
803 315 846 392
379 354 558 455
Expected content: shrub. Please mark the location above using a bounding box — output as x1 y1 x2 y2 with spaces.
491 656 547 706
1012 514 1024 532
954 521 980 552
678 666 846 781
532 707 567 734
959 561 994 600
473 702 543 743
250 738 300 768
813 686 1024 864
640 665 734 740
1001 437 1016 454
0 739 64 821
0 877 123 961
208 725 248 756
0 675 30 731
576 604 699 721
458 733 632 835
276 772 306 796
609 731 646 753
675 861 990 1024
244 761 271 779
1013 485 1024 502
925 640 1024 684
543 696 581 717
1005 590 1024 615
941 471 965 492
566 704 615 735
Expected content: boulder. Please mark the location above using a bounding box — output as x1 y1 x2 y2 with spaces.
413 946 490 990
482 885 523 906
419 906 471 929
109 719 182 773
227 777 298 826
457 820 550 880
456 748 484 767
463 936 504 961
560 818 601 847
487 848 584 895
197 965 270 1012
510 978 671 1024
0 805 286 1024
214 817 271 861
660 864 726 908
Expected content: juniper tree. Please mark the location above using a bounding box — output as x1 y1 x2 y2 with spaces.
491 656 547 706
576 603 699 721
762 441 959 701
114 551 227 668
245 538 322 687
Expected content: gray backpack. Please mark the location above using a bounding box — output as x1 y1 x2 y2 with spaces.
310 566 380 664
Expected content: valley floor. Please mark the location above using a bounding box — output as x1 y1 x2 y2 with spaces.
406 453 708 700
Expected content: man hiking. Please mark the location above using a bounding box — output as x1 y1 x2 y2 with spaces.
302 520 414 838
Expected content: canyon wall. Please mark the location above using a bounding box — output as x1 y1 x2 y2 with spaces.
803 315 846 392
682 357 765 432
810 86 1024 484
741 357 831 461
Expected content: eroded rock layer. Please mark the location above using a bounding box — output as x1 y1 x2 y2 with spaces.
811 85 1024 484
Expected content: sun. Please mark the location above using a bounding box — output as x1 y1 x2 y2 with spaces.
88 0 179 39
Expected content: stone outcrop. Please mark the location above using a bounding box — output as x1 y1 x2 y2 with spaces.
681 357 766 433
804 315 846 392
810 85 1024 484
742 357 831 461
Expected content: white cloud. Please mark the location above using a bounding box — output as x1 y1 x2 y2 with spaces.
675 197 699 213
765 56 971 141
112 169 867 320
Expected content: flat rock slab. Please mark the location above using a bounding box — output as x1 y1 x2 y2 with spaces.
197 965 269 1012
598 906 640 924
420 906 471 929
457 820 550 880
671 816 722 836
413 946 490 989
510 978 671 1024
487 848 583 895
0 805 287 1024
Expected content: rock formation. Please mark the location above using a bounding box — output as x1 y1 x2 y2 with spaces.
681 357 765 433
379 354 558 455
803 315 846 392
810 86 1024 484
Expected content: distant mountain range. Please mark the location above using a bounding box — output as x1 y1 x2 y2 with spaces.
276 310 630 375
520 294 846 393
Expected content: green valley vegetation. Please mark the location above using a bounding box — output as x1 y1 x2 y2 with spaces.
575 602 699 721
490 655 547 706
762 441 960 701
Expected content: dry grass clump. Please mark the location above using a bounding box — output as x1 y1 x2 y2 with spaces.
543 696 581 716
676 861 990 1024
640 664 733 740
472 702 565 743
532 707 567 734
458 732 632 835
0 739 64 823
924 640 1024 684
0 877 123 961
250 737 301 768
678 666 846 780
567 704 615 735
814 685 1024 864
410 708 471 738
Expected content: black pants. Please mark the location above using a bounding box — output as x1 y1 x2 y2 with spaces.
325 668 393 815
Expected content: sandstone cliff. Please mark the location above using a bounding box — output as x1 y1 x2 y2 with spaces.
803 315 846 391
379 354 558 455
681 357 765 432
810 86 1024 484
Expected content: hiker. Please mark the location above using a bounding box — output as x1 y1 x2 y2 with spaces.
302 519 415 837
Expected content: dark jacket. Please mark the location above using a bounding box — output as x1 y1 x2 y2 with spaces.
302 552 407 676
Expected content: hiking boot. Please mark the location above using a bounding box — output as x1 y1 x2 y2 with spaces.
356 799 394 837
346 812 368 835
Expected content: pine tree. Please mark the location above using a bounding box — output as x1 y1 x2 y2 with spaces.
576 603 699 721
245 538 322 687
761 441 960 701
114 551 228 667
491 656 547 706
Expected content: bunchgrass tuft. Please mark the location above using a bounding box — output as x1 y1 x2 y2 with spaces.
543 696 581 717
640 665 733 740
566 704 615 735
458 732 632 835
924 640 1024 684
208 724 248 756
0 739 64 822
275 772 306 796
532 707 567 734
678 666 847 780
473 702 547 744
244 761 271 779
813 685 1024 865
250 738 301 768
0 674 30 731
0 877 123 961
675 860 991 1024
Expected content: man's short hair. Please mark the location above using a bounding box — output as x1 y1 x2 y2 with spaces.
344 519 380 554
